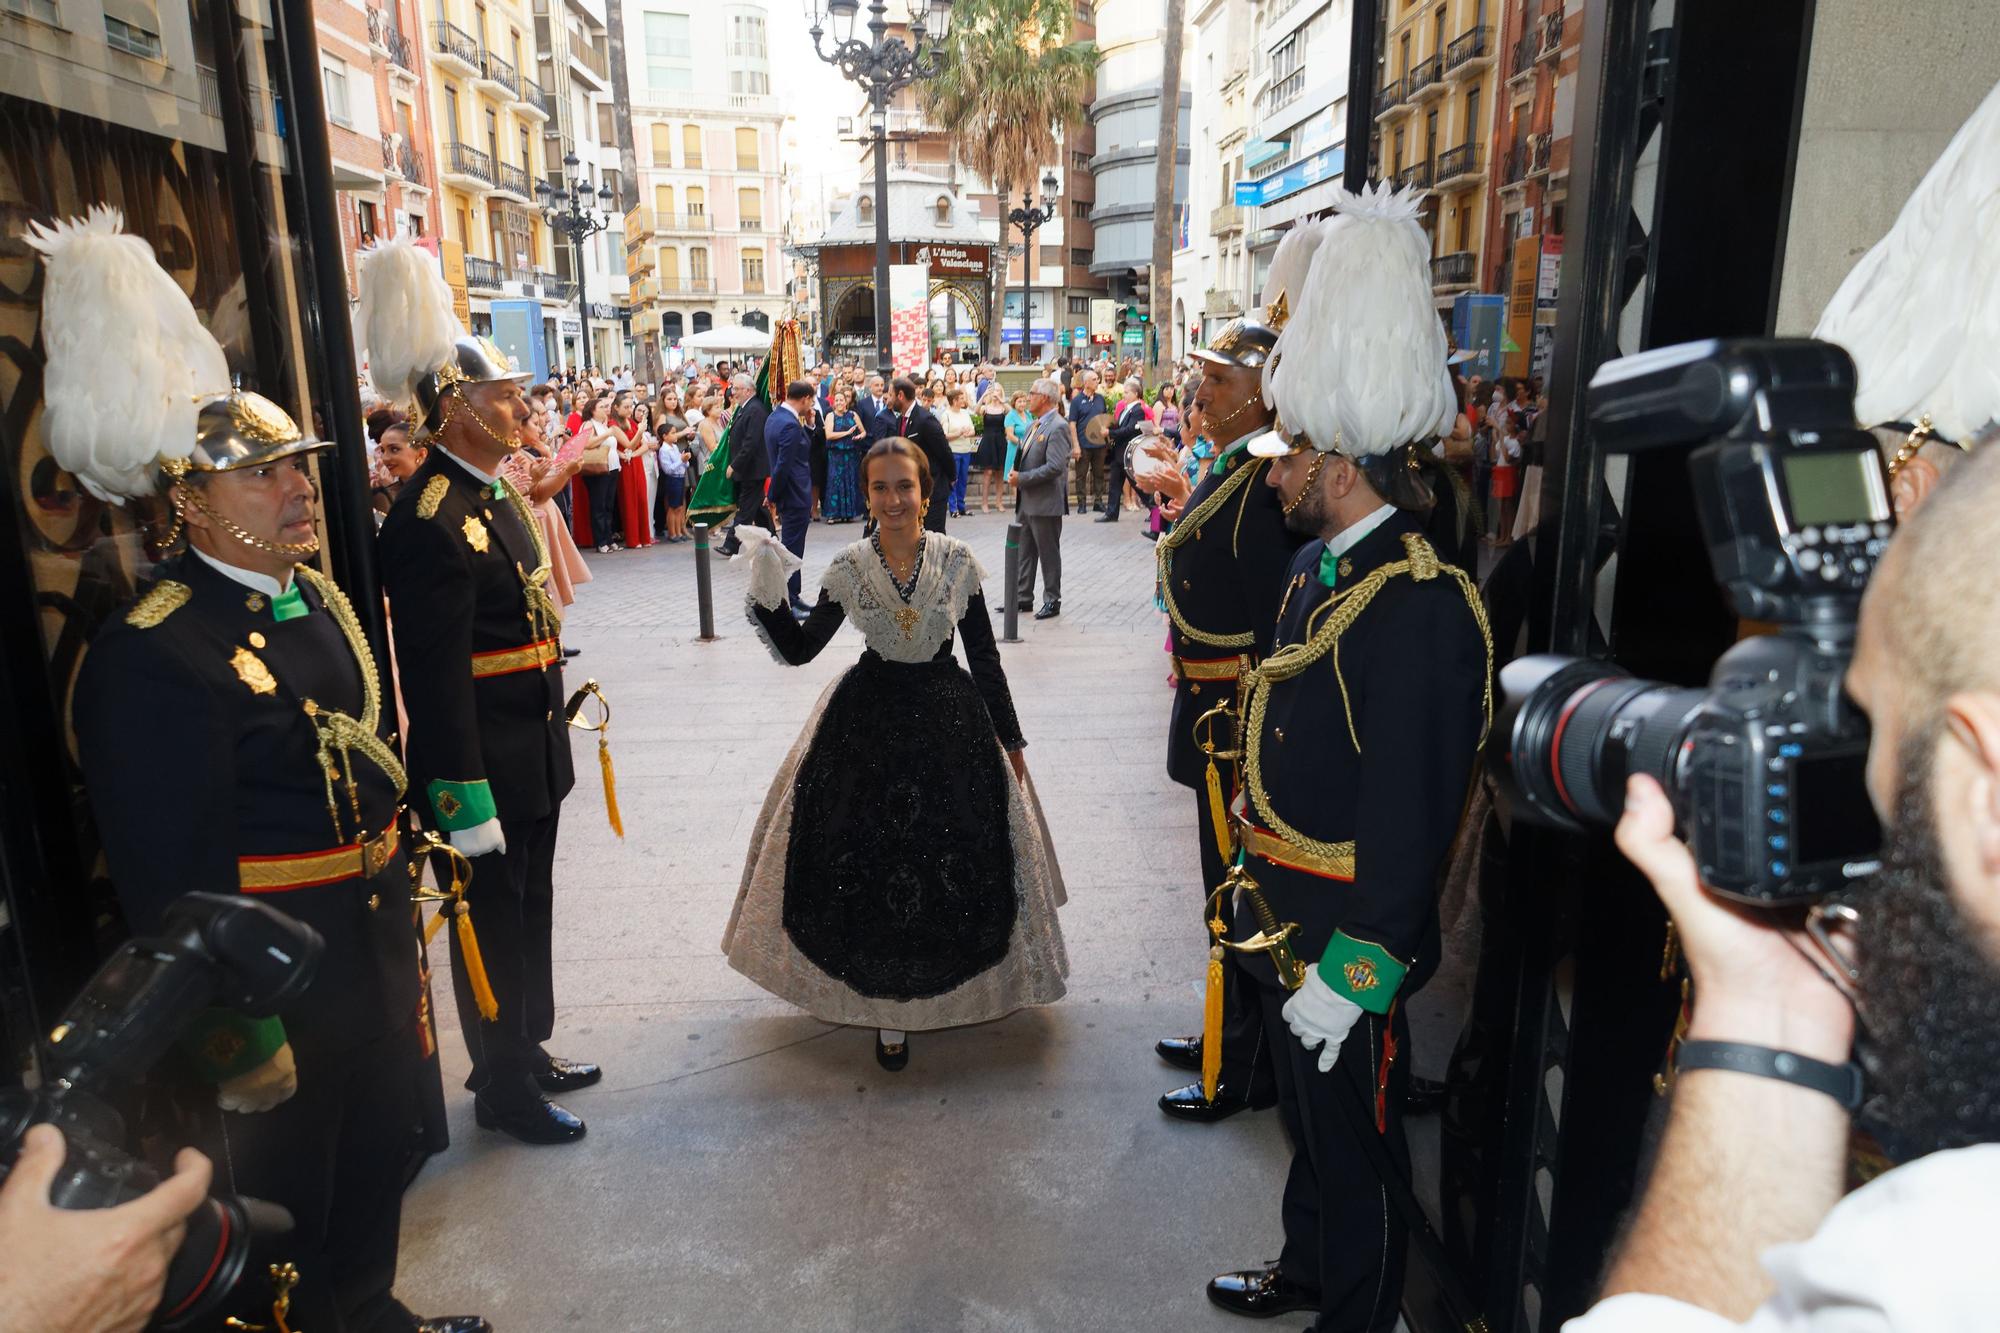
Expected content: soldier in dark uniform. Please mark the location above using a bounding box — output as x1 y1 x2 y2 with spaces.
362 237 601 1146
1202 188 1492 1330
38 210 485 1333
1150 313 1305 1123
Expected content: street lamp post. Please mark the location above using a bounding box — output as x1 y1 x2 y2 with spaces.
1008 170 1060 366
806 0 953 380
536 151 615 373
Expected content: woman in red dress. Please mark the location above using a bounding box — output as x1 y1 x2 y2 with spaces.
609 392 652 549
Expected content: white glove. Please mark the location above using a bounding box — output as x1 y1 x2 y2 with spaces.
449 818 507 858
738 525 804 610
216 1043 297 1113
1282 966 1365 1074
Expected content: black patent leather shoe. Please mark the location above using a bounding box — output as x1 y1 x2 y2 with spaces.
1159 1080 1255 1123
474 1095 586 1144
875 1033 909 1071
1206 1264 1320 1319
1156 1035 1203 1072
1034 600 1060 619
415 1318 492 1333
536 1055 602 1094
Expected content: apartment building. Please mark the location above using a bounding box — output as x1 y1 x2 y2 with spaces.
621 0 787 366
317 0 443 299
1087 0 1192 313
1241 0 1349 296
1173 0 1254 355
1484 0 1579 379
532 0 628 371
1373 0 1498 309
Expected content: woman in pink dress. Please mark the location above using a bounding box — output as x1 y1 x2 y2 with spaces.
502 400 593 609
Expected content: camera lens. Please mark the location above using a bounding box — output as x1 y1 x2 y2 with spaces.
1492 654 1708 830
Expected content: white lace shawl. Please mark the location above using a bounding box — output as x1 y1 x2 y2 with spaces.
822 535 988 663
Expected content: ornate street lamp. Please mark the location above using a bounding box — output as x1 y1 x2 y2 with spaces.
536 151 615 372
1008 169 1061 365
805 0 952 378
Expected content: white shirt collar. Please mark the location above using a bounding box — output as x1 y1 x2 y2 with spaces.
191 544 292 596
436 445 499 487
1326 503 1397 560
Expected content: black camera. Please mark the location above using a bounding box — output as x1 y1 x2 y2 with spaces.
1491 338 1890 904
0 892 322 1329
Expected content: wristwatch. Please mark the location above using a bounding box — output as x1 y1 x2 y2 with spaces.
1676 1040 1864 1111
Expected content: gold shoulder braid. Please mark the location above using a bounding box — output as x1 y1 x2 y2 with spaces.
126 580 192 628
416 474 451 519
1242 533 1494 865
1156 457 1267 650
294 566 408 839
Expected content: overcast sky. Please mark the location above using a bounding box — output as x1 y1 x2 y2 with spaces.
769 8 868 195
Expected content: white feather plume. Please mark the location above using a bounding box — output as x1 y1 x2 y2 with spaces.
1813 79 2000 441
1265 183 1457 458
1258 218 1330 405
355 237 462 411
23 207 229 502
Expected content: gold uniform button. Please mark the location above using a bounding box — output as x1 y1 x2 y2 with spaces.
248 631 267 649
1274 727 1286 742
546 709 554 721
366 893 382 911
1181 579 1192 590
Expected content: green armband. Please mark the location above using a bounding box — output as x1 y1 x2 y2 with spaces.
177 1009 288 1083
428 778 497 831
1316 932 1409 1015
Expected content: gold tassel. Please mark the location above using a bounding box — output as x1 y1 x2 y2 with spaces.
455 904 500 1020
1201 944 1225 1103
598 735 623 838
1204 758 1232 864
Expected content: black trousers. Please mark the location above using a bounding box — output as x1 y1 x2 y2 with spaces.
1105 440 1130 516
1253 971 1411 1333
208 1021 422 1333
451 809 560 1109
582 473 619 547
1194 788 1277 1105
732 479 772 537
777 501 810 601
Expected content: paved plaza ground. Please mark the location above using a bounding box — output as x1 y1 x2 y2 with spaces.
398 506 1456 1331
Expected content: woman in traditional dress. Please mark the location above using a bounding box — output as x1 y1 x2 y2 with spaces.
821 385 865 522
723 438 1068 1070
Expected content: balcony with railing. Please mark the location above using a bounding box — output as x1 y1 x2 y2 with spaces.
547 277 578 303
476 47 519 99
1430 251 1478 289
464 256 505 290
1395 159 1433 192
568 29 609 85
624 206 655 248
429 19 480 75
1509 30 1537 81
494 161 532 200
661 277 716 294
367 5 416 73
382 135 426 187
1204 287 1243 318
1433 141 1482 189
657 212 713 233
1445 25 1491 76
1407 54 1443 102
1538 11 1564 59
630 275 659 307
1502 141 1528 187
516 75 551 120
440 140 495 189
1528 131 1553 176
1374 78 1404 119
1210 203 1242 234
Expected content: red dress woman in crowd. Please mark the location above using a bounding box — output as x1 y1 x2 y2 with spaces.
611 393 653 549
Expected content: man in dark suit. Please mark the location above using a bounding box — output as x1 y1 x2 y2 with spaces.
378 340 600 1148
884 375 953 533
721 371 772 556
857 372 890 438
766 380 817 615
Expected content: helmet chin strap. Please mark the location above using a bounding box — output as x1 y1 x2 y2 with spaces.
441 385 523 452
176 483 319 558
1282 452 1327 518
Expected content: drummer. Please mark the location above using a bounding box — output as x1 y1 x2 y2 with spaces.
1069 369 1110 515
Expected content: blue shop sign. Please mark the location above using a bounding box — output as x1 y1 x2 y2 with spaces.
1248 147 1346 206
1233 180 1261 206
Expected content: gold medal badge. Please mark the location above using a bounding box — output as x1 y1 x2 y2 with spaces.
462 515 490 553
231 646 278 695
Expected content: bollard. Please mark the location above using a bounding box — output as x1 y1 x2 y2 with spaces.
1002 522 1023 644
693 522 717 642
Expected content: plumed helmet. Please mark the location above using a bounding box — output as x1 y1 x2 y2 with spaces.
356 237 527 437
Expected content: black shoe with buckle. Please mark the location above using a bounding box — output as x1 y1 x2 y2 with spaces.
875 1034 909 1071
536 1055 602 1094
1206 1264 1320 1320
1156 1035 1203 1072
1159 1080 1256 1123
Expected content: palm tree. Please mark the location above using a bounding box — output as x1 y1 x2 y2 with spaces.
920 0 1097 361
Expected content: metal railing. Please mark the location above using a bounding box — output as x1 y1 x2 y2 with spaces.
1430 251 1477 287
1528 130 1553 175
496 161 531 197
443 140 495 186
1434 141 1482 185
464 256 505 289
1407 54 1441 99
568 32 609 82
1503 142 1528 185
1538 10 1564 58
661 277 716 293
624 206 655 245
658 212 713 232
382 135 425 185
1395 159 1433 191
479 47 519 97
1509 30 1537 80
1444 25 1490 73
431 19 480 68
1375 78 1404 117
517 75 551 114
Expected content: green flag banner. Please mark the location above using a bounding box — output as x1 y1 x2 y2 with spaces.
687 355 772 522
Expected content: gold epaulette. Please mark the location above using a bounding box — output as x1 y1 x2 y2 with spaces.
416 474 451 519
125 581 191 628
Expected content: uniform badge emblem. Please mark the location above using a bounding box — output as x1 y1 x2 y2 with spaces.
463 516 490 553
245 593 266 613
1338 558 1354 579
1342 959 1379 993
436 791 463 819
231 646 278 696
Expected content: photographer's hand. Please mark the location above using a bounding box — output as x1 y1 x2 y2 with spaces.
0 1124 212 1333
1588 775 1854 1323
215 1041 298 1114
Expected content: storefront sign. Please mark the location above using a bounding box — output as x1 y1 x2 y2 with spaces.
1090 298 1118 341
919 244 990 276
1536 234 1564 309
1233 180 1262 206
1244 137 1289 169
588 302 618 321
1121 329 1144 345
1247 147 1345 207
557 314 583 337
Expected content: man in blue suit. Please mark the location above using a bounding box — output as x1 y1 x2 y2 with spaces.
766 379 818 616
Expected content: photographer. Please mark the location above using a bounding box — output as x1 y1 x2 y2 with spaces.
0 1126 211 1333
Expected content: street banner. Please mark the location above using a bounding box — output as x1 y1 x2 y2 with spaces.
889 263 929 378
1090 298 1118 342
1508 236 1541 378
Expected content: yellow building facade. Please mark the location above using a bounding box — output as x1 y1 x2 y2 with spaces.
1374 0 1496 307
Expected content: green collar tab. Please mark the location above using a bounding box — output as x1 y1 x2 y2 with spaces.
271 584 309 622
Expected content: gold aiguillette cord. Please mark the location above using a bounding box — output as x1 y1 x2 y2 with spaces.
565 678 623 838
408 829 498 1020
